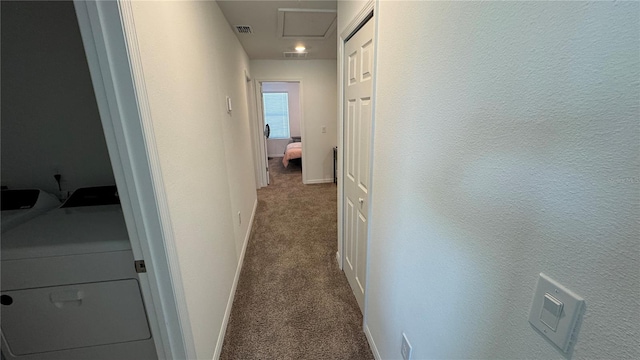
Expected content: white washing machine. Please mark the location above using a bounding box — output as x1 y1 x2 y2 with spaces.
0 186 157 360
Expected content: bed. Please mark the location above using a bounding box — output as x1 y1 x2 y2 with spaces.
282 142 302 167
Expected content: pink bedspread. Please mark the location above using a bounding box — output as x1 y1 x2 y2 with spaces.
282 142 302 167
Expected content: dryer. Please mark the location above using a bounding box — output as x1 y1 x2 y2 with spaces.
0 186 157 360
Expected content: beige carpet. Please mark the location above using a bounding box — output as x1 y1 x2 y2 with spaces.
220 158 374 360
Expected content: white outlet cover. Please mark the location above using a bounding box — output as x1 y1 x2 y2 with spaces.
529 273 585 353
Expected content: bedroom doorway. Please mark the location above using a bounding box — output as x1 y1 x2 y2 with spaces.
255 81 303 186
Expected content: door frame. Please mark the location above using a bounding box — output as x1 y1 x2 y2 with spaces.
253 79 306 184
245 71 267 189
74 1 195 359
252 80 270 188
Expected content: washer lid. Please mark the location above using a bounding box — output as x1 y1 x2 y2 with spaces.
1 205 131 260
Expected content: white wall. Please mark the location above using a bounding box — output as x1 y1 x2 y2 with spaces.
262 82 301 157
266 139 290 158
1 1 115 197
250 60 337 183
359 1 639 359
129 1 257 358
337 0 369 35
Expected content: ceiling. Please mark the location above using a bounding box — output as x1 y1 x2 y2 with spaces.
217 0 338 60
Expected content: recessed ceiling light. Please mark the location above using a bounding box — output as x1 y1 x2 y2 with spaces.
295 45 306 52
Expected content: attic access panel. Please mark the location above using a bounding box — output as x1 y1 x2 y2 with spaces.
277 8 337 40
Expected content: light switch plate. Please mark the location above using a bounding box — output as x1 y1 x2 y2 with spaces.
529 273 585 353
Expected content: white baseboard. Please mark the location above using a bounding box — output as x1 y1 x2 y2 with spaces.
214 198 258 359
364 323 382 360
304 178 334 185
268 154 284 158
336 251 342 270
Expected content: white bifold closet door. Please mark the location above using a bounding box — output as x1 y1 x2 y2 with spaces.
343 17 374 312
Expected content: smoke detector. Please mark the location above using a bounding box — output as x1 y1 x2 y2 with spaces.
234 25 253 34
283 52 308 59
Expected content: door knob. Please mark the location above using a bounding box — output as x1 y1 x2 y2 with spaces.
358 197 364 204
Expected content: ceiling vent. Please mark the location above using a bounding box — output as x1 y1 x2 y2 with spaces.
283 52 308 59
234 25 253 34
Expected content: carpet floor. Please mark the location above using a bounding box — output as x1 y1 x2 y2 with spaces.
219 158 374 360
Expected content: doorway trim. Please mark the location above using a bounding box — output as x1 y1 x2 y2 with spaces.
253 79 306 184
245 72 267 189
74 1 195 359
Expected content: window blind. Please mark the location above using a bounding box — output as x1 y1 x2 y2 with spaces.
263 92 290 139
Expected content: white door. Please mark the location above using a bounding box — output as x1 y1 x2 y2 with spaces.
258 82 271 185
343 17 374 312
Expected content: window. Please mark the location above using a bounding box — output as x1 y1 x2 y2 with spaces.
262 92 290 139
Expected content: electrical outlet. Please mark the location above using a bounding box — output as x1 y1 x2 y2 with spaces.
321 125 327 133
401 333 412 360
237 211 241 225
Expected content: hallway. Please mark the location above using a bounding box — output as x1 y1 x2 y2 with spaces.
220 158 373 359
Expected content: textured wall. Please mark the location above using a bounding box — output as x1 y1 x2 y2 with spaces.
267 138 291 158
130 1 256 358
365 1 639 359
207 2 259 259
250 60 338 183
1 1 115 196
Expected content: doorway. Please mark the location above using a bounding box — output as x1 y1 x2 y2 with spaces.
254 81 303 186
0 1 162 359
